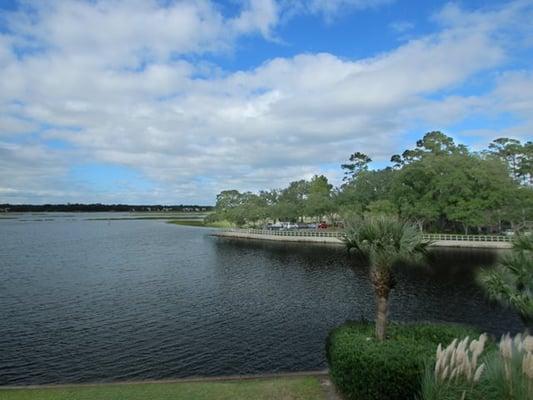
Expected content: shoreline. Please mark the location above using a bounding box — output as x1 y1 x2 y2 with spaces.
213 230 512 249
0 370 329 390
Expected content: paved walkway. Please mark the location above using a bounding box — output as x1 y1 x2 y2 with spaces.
214 230 511 249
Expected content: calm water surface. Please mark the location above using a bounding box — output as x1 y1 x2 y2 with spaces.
0 214 524 385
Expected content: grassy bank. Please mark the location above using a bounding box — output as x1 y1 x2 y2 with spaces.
0 376 325 400
167 219 234 228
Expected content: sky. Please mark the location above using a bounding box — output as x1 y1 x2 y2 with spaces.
1 0 532 205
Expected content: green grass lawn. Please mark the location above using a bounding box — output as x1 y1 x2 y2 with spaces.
0 377 325 400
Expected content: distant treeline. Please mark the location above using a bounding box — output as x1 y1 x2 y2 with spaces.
210 132 532 234
0 204 213 212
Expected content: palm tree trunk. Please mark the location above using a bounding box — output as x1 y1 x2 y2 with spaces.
375 294 389 341
372 270 392 341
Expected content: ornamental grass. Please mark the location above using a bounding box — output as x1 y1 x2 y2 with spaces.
421 332 533 400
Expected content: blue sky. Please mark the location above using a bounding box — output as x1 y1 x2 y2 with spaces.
0 0 532 204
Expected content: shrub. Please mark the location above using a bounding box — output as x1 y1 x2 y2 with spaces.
326 321 481 400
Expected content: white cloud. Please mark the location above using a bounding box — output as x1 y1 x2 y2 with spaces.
232 0 279 38
0 114 38 136
5 0 279 68
308 0 392 14
0 0 532 203
281 0 393 21
492 70 533 116
474 69 533 141
0 140 74 202
389 20 414 33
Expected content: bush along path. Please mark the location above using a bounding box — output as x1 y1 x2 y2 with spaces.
326 322 481 400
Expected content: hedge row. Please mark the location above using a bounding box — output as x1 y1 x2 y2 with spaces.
326 321 482 400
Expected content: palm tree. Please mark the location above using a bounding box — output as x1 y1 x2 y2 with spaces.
343 216 429 341
478 234 533 324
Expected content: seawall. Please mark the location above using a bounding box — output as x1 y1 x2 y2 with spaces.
213 230 512 249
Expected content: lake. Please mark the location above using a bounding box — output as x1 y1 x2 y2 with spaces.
0 214 524 385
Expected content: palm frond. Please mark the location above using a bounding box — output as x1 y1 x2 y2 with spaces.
512 233 533 252
478 236 533 322
343 215 429 271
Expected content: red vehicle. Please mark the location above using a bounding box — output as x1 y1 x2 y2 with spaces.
318 222 328 229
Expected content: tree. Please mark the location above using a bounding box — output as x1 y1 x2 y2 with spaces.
274 180 309 222
478 234 533 324
336 168 396 216
437 155 513 234
392 151 513 233
390 131 466 166
390 153 403 169
391 157 441 230
343 216 429 340
366 199 397 217
214 190 244 225
415 131 467 156
341 152 372 182
240 192 269 226
487 138 533 186
305 175 334 220
518 141 532 185
215 190 241 209
488 137 523 181
499 186 533 231
214 131 527 233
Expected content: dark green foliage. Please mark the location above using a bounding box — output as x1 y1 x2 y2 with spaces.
487 137 532 185
342 152 372 182
478 234 533 323
0 203 212 212
326 322 481 400
305 175 334 219
343 216 428 268
212 132 532 233
343 216 430 340
337 168 397 216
